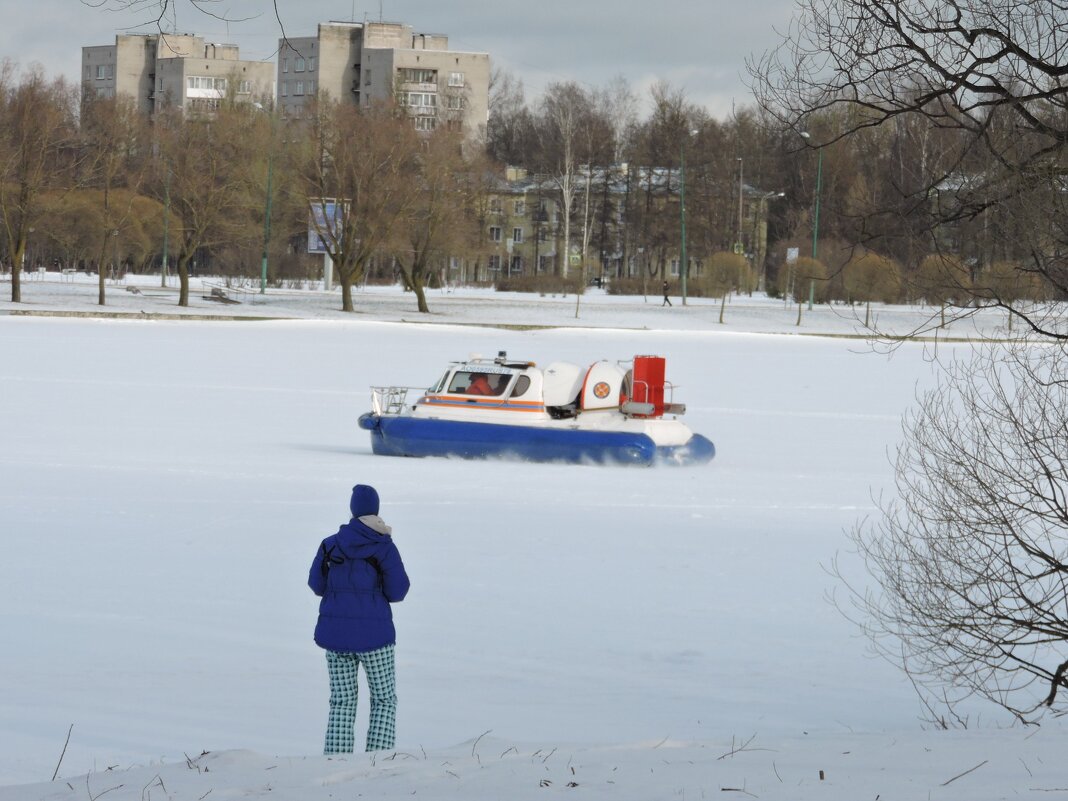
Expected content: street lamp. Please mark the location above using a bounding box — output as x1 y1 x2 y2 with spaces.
736 157 747 258
680 127 697 306
756 191 785 292
254 102 275 295
261 151 273 294
799 131 823 309
161 166 170 288
112 229 120 280
674 128 700 303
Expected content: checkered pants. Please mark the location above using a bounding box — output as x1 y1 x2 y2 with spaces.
324 645 397 753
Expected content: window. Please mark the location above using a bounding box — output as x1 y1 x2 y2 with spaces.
670 258 680 276
514 200 525 215
96 64 107 80
488 255 502 272
237 80 252 94
282 58 288 73
538 228 549 242
400 67 436 84
512 375 531 397
281 81 288 97
309 57 316 71
448 370 509 396
448 71 465 87
538 255 554 272
510 255 523 274
446 95 465 110
414 116 437 131
187 76 227 91
295 57 306 72
488 197 502 213
489 226 502 242
189 98 221 112
307 80 315 95
403 92 437 109
294 81 304 96
512 228 523 243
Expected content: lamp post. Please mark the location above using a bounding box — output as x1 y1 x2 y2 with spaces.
735 157 744 255
799 131 822 309
161 167 170 288
756 191 785 292
683 137 692 303
261 151 273 294
254 102 275 295
680 129 696 305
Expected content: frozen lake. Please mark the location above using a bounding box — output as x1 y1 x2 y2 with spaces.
7 297 1062 798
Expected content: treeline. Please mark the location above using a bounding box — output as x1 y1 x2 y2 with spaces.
487 75 1060 307
1 60 1056 310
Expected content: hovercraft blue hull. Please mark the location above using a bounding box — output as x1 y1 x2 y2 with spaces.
358 413 715 466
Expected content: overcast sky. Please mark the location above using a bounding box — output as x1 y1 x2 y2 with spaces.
1 0 797 118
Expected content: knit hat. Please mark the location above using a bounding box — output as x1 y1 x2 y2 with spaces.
350 484 380 518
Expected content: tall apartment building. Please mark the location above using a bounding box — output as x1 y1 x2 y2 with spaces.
277 21 489 137
81 34 275 115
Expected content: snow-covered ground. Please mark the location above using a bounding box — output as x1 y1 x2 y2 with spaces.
1 275 1064 799
1 269 1022 337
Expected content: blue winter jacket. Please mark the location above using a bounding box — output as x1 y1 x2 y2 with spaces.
309 516 410 653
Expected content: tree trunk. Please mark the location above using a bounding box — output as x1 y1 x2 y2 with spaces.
340 279 353 312
177 254 191 307
412 281 429 313
10 244 23 303
96 234 109 306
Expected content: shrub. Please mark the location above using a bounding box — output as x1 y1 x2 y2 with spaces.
496 273 584 294
778 256 830 302
912 254 972 305
842 251 904 304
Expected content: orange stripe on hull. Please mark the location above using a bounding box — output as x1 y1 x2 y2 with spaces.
419 395 546 412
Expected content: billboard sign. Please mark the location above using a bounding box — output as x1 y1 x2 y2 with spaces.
308 200 347 254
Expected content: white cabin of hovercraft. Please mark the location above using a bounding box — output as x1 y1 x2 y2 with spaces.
424 351 684 420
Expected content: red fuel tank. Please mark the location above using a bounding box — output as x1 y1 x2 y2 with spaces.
630 355 666 418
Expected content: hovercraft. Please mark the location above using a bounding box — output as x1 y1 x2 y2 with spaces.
357 352 714 466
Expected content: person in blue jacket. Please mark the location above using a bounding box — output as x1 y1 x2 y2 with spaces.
309 484 410 753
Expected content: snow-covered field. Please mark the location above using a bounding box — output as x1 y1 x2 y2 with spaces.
1 276 1064 799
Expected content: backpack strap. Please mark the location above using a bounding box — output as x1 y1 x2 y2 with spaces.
320 543 345 577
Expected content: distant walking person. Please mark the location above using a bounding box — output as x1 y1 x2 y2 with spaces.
662 280 673 306
309 485 410 753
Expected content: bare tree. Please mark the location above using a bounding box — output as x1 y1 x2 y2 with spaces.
390 128 476 313
485 68 532 166
839 341 1068 725
81 94 148 304
80 0 287 45
153 104 261 306
532 82 591 279
749 0 1068 337
0 63 79 301
750 3 1068 730
295 100 420 312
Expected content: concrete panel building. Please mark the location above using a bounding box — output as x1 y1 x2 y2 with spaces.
81 34 275 115
277 21 489 138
